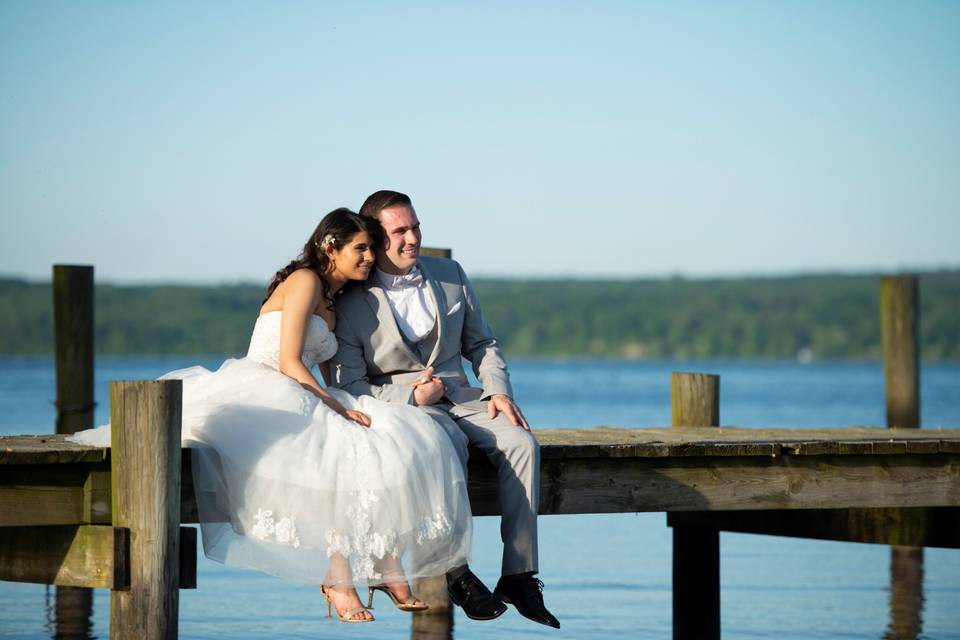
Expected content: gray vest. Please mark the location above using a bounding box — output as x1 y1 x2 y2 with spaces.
400 317 439 365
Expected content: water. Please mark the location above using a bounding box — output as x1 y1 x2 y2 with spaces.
1 357 959 639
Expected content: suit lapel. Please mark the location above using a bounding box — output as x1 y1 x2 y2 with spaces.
362 279 422 366
418 260 446 367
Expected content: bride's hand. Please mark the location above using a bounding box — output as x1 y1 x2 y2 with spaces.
343 409 372 428
310 390 371 427
410 366 444 406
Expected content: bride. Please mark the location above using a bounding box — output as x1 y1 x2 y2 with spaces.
69 208 472 623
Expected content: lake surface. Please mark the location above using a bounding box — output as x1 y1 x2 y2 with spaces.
1 357 958 639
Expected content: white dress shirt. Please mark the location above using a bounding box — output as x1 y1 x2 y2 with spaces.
375 266 437 343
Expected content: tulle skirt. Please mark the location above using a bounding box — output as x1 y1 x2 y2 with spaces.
68 357 472 587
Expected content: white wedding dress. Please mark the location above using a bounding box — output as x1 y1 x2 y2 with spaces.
68 311 472 586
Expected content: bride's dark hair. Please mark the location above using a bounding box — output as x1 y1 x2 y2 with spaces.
263 208 380 308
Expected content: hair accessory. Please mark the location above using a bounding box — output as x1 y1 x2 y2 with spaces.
318 234 336 251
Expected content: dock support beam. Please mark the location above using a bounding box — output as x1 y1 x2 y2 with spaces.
881 276 919 430
53 265 95 435
671 372 720 640
881 275 925 638
53 264 96 639
109 380 183 640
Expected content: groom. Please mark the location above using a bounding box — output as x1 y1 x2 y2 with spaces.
331 190 558 629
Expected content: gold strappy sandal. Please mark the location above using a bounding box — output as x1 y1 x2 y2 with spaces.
321 585 375 623
367 584 430 612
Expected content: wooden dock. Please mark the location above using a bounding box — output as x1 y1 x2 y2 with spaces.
3 425 959 522
2 424 958 635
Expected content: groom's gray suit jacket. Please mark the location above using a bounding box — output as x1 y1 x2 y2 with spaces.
331 256 513 405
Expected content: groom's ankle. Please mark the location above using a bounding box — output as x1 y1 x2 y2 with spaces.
446 564 469 583
502 570 536 580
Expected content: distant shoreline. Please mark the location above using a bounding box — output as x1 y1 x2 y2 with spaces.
2 270 958 360
4 266 960 288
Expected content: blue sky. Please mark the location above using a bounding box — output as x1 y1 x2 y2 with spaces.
1 1 958 283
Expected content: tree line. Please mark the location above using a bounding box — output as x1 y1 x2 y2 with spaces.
1 271 957 360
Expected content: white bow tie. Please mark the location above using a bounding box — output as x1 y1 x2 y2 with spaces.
378 267 424 291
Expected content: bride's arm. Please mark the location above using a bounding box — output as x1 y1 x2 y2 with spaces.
277 270 370 426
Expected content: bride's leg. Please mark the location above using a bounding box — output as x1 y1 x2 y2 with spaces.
322 554 374 621
324 552 353 585
373 554 426 607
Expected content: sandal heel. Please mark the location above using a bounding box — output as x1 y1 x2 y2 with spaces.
369 584 429 612
321 585 375 623
321 586 333 618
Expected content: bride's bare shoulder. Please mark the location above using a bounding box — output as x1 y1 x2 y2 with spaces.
281 270 324 309
261 269 322 314
284 268 322 289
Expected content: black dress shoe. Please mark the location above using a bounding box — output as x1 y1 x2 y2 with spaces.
446 569 507 620
494 574 560 629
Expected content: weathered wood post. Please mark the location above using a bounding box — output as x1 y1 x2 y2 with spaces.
52 264 95 639
109 380 183 640
671 372 720 640
881 275 924 638
53 265 95 435
413 246 454 639
881 276 919 429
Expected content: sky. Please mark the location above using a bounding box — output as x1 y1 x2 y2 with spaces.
1 1 958 284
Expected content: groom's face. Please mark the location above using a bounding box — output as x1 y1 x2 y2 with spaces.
376 205 422 275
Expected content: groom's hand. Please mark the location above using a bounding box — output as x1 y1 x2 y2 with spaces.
488 394 530 431
411 367 444 406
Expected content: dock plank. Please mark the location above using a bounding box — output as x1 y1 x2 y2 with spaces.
2 428 959 523
5 427 960 464
1 436 109 465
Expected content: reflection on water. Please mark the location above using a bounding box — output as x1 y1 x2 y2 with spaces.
46 586 95 640
411 611 453 640
410 576 454 640
13 516 950 639
884 546 925 640
29 550 936 640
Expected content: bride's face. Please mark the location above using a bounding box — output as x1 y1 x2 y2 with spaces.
329 231 375 281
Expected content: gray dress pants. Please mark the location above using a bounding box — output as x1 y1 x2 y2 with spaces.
421 400 540 577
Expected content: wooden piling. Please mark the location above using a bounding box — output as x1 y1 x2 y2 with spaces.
671 373 720 428
419 247 452 259
109 380 183 640
881 276 919 429
53 264 96 637
53 265 95 436
882 275 925 637
671 372 720 640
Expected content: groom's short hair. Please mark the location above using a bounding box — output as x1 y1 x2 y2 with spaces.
359 190 412 221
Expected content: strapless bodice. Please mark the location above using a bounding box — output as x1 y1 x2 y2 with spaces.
246 311 338 370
